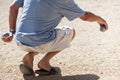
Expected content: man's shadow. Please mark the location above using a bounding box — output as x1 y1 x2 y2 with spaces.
23 67 99 80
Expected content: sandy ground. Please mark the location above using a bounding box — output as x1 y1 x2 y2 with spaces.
0 0 120 80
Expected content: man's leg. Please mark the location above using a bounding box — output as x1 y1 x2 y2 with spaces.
23 52 38 69
38 51 60 71
38 29 76 71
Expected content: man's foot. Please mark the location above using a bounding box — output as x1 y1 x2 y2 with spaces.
37 60 52 71
20 52 36 76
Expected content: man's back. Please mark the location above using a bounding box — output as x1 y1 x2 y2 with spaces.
15 0 85 46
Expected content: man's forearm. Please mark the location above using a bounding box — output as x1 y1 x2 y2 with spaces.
80 11 100 22
9 4 19 32
80 11 108 30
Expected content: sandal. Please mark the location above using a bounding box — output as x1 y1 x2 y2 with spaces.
19 64 35 76
35 67 58 76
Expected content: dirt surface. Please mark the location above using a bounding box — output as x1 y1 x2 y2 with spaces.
0 0 120 80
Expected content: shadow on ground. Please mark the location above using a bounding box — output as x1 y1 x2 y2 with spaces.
23 67 99 80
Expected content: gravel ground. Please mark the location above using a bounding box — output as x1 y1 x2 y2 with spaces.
0 0 120 80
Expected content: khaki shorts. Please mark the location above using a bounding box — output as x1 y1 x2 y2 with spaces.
17 27 74 54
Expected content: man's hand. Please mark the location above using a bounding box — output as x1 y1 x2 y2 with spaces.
97 16 108 31
1 33 13 42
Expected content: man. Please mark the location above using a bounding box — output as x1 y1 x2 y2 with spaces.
2 0 108 76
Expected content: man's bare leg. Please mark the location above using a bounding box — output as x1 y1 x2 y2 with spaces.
22 52 38 69
38 51 60 71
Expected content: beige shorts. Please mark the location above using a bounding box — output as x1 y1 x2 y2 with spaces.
17 27 74 54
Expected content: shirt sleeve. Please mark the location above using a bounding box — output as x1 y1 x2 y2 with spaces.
12 0 24 7
57 0 85 21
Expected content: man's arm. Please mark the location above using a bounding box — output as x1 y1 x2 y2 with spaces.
80 11 108 30
9 3 20 33
1 3 20 42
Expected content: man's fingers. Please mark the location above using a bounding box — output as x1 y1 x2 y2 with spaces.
1 36 13 42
